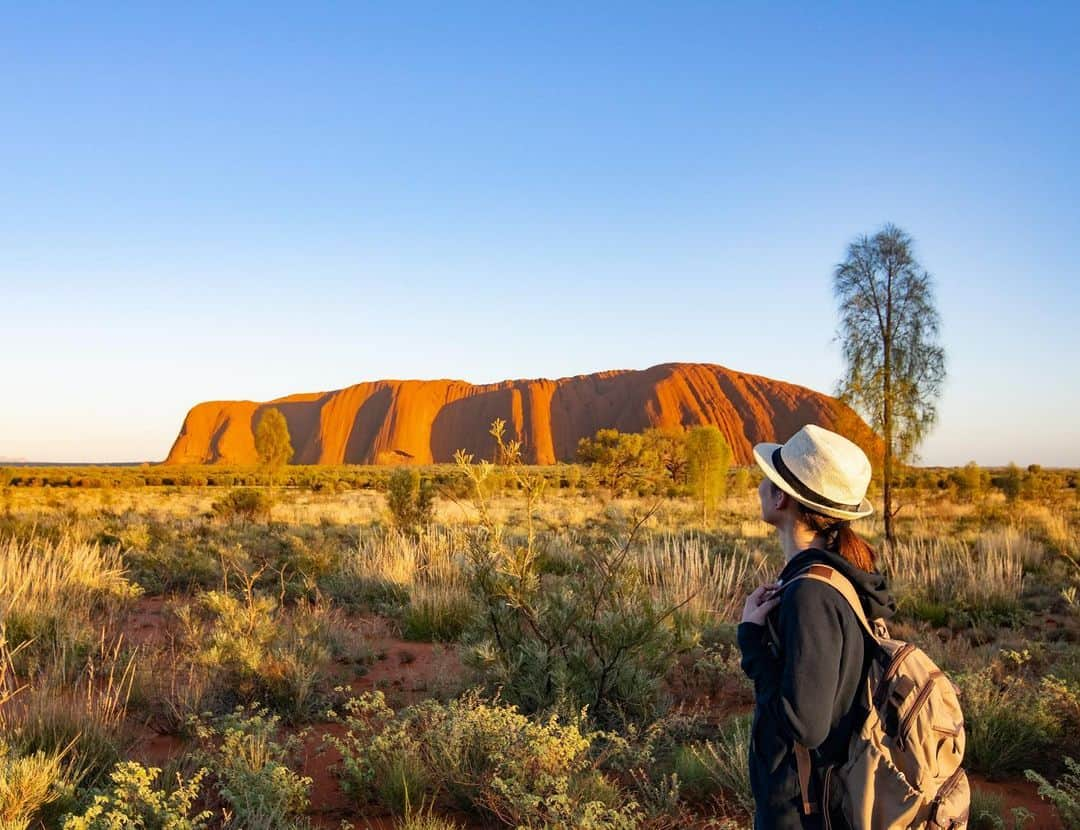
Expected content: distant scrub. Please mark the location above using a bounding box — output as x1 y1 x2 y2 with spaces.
211 488 276 523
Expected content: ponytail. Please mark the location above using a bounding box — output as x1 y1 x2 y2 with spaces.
833 523 876 572
797 504 876 572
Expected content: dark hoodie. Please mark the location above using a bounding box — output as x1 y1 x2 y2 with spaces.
737 548 897 830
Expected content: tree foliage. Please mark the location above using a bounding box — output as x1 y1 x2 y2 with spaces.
253 408 293 470
386 467 435 535
575 429 646 495
685 426 732 522
575 427 696 496
834 224 946 542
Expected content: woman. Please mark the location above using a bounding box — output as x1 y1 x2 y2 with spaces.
737 424 896 830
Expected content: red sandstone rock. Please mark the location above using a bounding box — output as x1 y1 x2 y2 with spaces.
165 362 879 466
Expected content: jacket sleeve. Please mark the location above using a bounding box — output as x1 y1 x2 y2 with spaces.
737 620 781 696
757 580 846 750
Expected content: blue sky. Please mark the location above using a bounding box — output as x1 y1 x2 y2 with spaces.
3 3 1078 465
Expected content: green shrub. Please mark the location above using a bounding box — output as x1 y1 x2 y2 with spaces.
455 428 692 729
322 691 429 814
1026 756 1080 829
687 714 754 820
959 668 1063 777
60 762 212 830
175 579 335 720
464 534 686 727
386 469 435 535
0 740 67 830
211 489 274 523
325 690 640 828
193 706 311 830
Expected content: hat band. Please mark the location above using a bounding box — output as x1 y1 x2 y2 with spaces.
772 448 862 513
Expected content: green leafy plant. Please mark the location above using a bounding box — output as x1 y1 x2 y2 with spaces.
192 705 312 830
456 422 692 728
386 468 436 536
322 690 429 814
1025 756 1080 829
959 667 1063 778
324 690 640 828
0 739 68 830
60 762 212 830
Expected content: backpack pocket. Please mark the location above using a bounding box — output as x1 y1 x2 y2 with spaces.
839 715 923 829
929 766 970 829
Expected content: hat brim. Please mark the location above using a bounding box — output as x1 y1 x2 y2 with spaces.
753 443 874 521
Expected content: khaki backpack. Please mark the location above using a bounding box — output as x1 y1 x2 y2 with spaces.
784 564 970 830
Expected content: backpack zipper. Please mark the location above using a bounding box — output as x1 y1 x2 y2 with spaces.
823 767 834 830
897 671 944 751
931 766 967 826
936 765 966 802
873 642 917 708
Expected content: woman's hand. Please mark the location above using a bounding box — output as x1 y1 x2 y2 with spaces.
741 582 781 626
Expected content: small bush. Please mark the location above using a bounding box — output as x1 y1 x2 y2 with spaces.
687 714 755 820
60 762 212 830
323 691 428 814
211 489 274 523
325 690 640 828
192 706 312 830
959 667 1063 778
0 740 67 830
1026 756 1080 829
174 577 335 721
386 469 435 535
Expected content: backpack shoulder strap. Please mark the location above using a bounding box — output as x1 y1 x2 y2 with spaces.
787 564 879 643
788 564 880 818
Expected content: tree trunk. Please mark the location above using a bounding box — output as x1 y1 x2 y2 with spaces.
885 332 894 550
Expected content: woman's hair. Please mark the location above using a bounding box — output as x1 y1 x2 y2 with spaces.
796 503 876 571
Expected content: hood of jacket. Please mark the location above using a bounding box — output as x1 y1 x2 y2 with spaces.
777 547 897 622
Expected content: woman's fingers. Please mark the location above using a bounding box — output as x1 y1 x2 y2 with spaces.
748 581 781 606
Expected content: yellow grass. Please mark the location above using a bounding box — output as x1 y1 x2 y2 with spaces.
637 534 769 623
0 534 140 626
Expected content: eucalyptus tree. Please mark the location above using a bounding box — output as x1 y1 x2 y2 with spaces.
834 224 946 544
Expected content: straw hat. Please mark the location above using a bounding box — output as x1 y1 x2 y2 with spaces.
753 424 874 521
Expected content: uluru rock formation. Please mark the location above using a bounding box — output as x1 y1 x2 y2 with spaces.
165 363 879 466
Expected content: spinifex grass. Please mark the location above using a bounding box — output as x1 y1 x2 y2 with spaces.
636 533 768 625
0 534 140 671
883 533 1027 626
